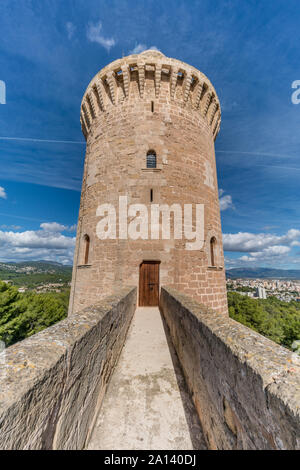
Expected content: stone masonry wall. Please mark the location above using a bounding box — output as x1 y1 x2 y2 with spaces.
0 287 136 450
69 49 227 316
160 287 300 450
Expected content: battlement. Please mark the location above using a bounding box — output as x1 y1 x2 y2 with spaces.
80 49 221 140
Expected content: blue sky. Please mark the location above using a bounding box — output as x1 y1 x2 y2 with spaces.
0 0 300 268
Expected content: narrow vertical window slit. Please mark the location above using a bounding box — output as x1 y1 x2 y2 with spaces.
84 234 90 265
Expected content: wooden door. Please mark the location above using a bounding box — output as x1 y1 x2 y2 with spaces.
139 261 160 306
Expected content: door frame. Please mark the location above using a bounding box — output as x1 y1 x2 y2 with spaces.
139 260 161 306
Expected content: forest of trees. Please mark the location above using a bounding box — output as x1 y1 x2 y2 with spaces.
228 291 300 351
0 279 300 353
0 281 69 346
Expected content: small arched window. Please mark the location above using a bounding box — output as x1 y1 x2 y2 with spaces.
84 234 90 265
146 150 157 169
210 237 217 267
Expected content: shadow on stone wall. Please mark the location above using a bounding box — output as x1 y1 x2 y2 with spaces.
0 287 137 450
160 286 300 450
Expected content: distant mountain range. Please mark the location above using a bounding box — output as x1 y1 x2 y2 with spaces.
2 262 300 282
0 261 72 287
0 261 72 272
226 267 300 280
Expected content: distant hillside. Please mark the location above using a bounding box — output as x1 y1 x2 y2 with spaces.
0 261 72 287
0 260 72 270
226 267 300 280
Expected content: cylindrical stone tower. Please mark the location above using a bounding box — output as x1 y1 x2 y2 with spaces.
69 49 228 315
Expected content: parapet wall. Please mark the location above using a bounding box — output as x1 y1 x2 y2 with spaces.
160 287 300 450
0 287 136 450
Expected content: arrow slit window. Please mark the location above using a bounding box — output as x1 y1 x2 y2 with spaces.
210 236 217 267
84 234 90 265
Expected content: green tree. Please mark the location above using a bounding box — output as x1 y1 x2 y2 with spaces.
0 281 69 346
227 292 300 351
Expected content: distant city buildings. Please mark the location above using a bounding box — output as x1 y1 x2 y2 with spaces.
256 286 267 299
227 277 300 302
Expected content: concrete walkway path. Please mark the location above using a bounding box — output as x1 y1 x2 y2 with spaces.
87 307 206 450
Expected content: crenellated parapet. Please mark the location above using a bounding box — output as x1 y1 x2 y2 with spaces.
80 50 221 140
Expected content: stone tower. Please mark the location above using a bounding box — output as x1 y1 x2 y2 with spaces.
69 50 228 315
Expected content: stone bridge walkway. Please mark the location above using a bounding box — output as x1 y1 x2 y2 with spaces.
87 307 206 450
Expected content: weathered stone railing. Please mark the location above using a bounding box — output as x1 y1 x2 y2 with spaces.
0 287 136 450
160 286 300 450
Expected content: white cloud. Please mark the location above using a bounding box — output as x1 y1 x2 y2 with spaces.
239 245 290 262
0 187 7 199
218 189 233 211
0 224 21 230
66 22 76 40
224 229 300 267
40 222 77 233
40 222 67 232
0 223 76 264
262 225 279 231
129 44 159 54
0 230 74 250
87 21 116 51
220 194 233 211
261 245 291 255
68 224 77 232
223 229 300 253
